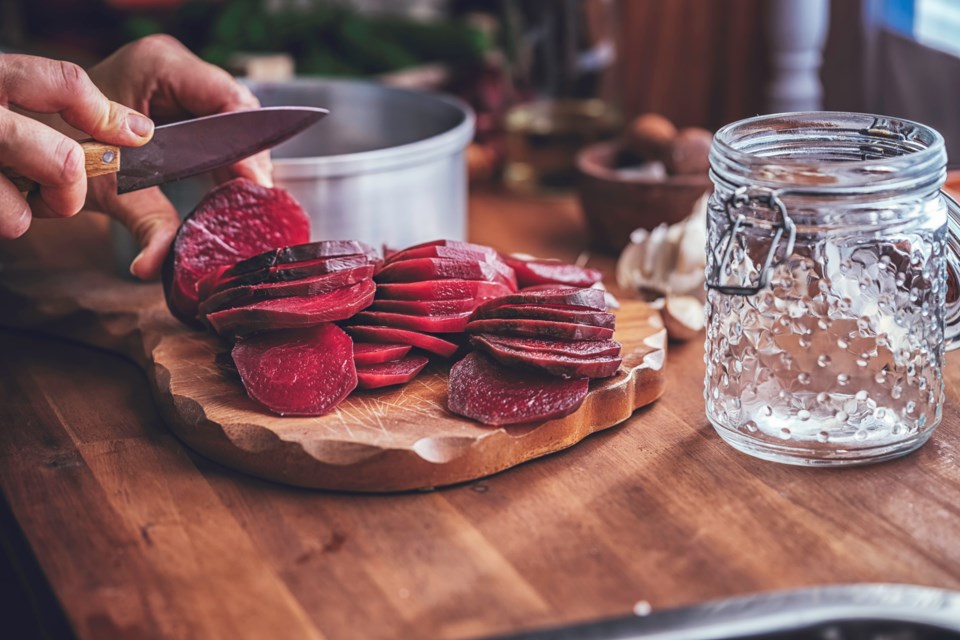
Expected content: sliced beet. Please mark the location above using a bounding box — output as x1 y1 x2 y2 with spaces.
207 254 374 295
472 304 615 329
503 255 602 288
344 326 460 358
356 354 430 389
353 310 472 333
470 335 622 379
376 258 517 290
206 279 376 337
232 324 356 416
522 284 621 310
475 334 622 358
162 178 310 326
473 288 607 314
447 352 589 426
377 279 513 301
386 239 496 256
384 244 500 265
464 319 614 341
370 297 478 315
197 265 231 301
353 342 413 366
199 265 375 315
223 240 378 278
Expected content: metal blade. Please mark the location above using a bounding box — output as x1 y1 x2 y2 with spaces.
116 107 328 194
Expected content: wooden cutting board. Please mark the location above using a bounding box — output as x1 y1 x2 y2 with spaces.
0 269 666 492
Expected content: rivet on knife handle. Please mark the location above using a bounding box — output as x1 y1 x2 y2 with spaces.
5 141 121 193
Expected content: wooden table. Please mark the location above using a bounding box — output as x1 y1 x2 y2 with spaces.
1 192 959 640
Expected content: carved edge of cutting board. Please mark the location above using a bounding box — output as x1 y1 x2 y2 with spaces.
0 270 667 492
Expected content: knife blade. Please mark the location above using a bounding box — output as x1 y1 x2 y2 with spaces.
490 584 960 639
4 106 328 194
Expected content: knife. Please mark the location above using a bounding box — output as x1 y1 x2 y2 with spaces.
491 584 960 639
5 106 328 194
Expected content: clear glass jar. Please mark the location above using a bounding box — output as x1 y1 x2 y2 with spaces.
705 112 960 466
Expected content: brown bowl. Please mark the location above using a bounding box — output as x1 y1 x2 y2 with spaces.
576 141 711 253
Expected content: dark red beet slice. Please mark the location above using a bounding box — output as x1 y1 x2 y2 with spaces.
473 288 607 314
476 334 622 358
356 354 430 389
464 319 614 341
470 335 622 379
353 311 472 333
223 240 379 278
472 304 615 328
197 265 231 301
353 342 413 365
522 284 621 310
377 280 513 301
376 258 517 290
386 239 495 256
370 297 477 315
384 244 499 265
503 255 602 288
162 178 310 326
447 352 589 426
206 279 376 337
344 326 460 358
199 265 375 315
208 254 374 294
232 324 357 416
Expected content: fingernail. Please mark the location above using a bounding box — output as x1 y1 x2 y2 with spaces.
13 208 31 237
129 253 143 278
127 113 154 138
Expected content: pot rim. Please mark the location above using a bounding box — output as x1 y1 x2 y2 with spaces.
245 77 476 179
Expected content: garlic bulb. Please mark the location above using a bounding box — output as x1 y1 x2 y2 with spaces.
616 192 708 301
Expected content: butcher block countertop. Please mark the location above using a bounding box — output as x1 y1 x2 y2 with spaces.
1 190 960 639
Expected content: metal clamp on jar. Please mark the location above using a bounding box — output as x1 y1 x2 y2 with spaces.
704 112 960 466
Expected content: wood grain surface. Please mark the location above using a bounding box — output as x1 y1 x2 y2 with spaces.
1 192 959 640
0 268 665 492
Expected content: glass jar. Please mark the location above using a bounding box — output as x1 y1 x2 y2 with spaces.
705 112 960 466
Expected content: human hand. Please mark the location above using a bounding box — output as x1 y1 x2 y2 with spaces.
0 54 154 239
84 35 273 279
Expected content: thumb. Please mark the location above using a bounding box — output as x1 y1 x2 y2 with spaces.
104 187 180 280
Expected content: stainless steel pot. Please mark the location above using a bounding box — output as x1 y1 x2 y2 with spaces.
112 78 474 272
249 78 475 248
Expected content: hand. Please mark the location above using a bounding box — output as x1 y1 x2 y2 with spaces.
84 35 274 280
0 54 154 239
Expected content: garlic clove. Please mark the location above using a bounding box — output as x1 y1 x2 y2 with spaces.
661 295 705 342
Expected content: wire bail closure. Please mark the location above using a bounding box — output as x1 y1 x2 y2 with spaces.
707 185 797 296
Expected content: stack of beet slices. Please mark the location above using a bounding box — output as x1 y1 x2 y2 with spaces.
188 238 384 416
162 178 311 326
196 240 379 338
162 181 621 421
447 287 623 426
345 240 518 359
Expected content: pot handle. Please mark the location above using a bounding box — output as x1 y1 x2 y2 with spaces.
942 190 960 351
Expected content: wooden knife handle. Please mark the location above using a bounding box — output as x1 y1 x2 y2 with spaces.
4 141 120 193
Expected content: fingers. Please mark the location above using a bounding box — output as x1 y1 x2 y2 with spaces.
97 184 179 280
153 43 274 186
0 176 31 239
0 108 88 218
0 54 154 147
88 36 274 186
212 150 274 188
